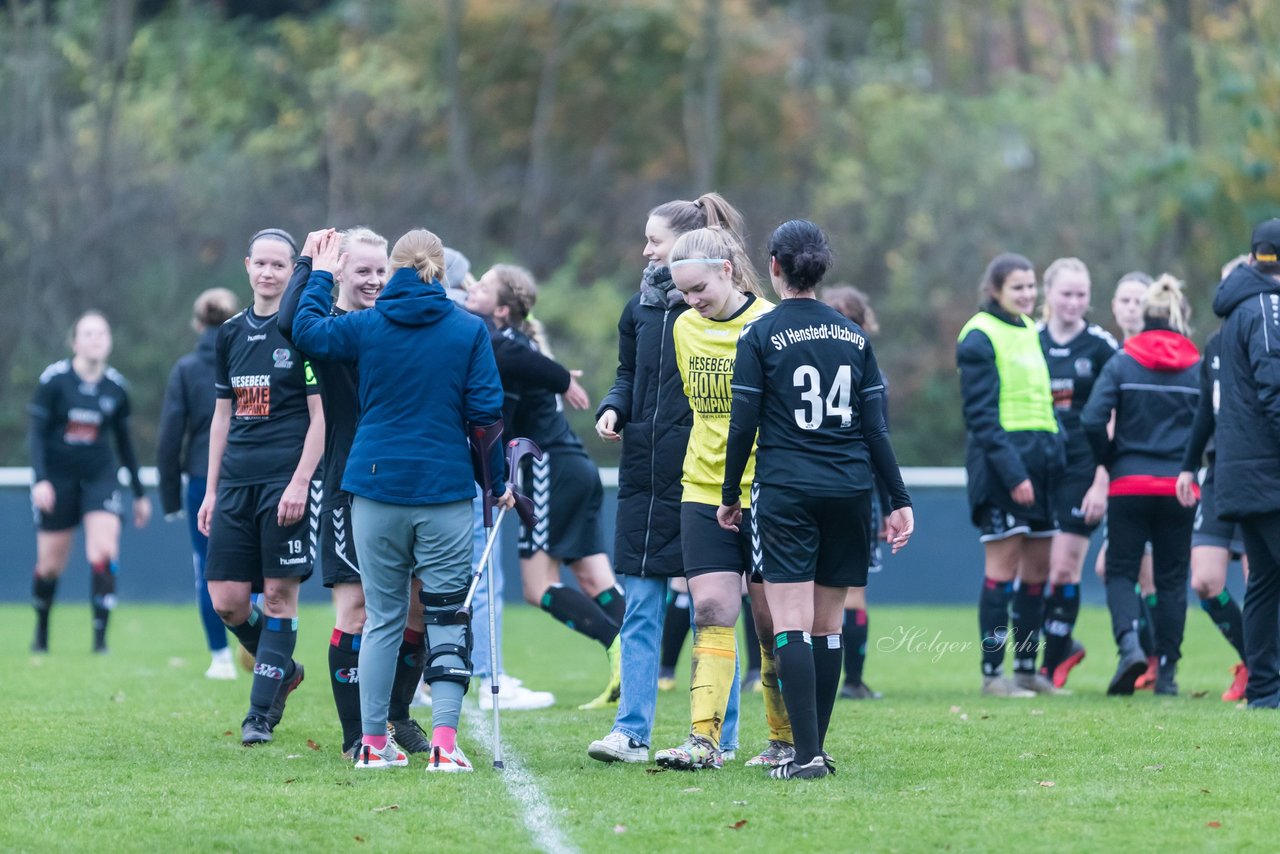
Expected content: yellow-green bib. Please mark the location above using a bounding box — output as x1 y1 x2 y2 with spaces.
958 311 1058 433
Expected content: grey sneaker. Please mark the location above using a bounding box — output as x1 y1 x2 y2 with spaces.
982 675 1035 698
1014 672 1067 695
745 739 796 768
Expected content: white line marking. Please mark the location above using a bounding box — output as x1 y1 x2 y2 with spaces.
462 706 578 854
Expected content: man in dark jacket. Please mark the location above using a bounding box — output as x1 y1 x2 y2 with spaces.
156 288 240 680
1212 217 1280 707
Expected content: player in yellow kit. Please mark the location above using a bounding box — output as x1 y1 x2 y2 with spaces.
653 226 776 770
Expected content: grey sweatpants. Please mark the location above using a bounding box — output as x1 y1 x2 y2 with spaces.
351 495 473 737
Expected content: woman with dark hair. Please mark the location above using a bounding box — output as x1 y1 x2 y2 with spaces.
720 219 913 780
957 253 1063 697
158 288 242 679
587 192 749 765
1083 275 1200 696
29 311 152 654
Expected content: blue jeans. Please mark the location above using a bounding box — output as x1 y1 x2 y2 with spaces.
611 575 740 751
185 477 227 652
470 490 504 679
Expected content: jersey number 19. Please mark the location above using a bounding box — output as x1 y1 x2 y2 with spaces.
793 364 852 430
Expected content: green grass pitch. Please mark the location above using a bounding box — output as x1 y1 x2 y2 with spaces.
3 602 1270 852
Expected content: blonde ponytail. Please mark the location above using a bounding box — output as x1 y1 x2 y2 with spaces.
389 229 445 283
1143 273 1192 336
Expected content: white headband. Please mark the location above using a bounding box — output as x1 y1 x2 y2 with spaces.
670 258 728 269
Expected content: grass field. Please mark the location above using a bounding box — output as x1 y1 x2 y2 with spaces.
4 601 1275 853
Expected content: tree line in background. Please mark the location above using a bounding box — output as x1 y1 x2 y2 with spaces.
2 0 1277 468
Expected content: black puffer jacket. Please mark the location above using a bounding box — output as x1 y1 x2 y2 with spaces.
1212 263 1280 520
156 328 219 516
598 289 692 578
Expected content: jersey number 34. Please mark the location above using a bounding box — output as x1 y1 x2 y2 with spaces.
793 364 852 430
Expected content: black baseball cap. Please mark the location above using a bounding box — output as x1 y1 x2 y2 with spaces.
1252 218 1280 268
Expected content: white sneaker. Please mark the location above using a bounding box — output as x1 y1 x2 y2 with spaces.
353 738 409 770
411 680 432 708
205 649 237 681
427 743 474 773
478 673 555 710
588 731 649 763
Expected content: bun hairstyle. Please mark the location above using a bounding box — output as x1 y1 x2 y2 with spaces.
821 285 879 334
668 227 764 297
192 288 241 332
488 264 553 357
768 219 832 292
979 252 1034 304
1040 256 1090 323
650 192 745 238
1142 273 1192 336
248 227 298 258
389 228 445 283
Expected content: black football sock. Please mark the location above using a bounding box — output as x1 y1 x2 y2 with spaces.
1011 582 1045 675
389 628 426 721
742 596 762 674
842 608 868 686
594 585 626 628
329 629 362 748
812 634 843 750
1041 583 1080 674
225 604 264 656
979 578 1014 677
660 590 692 670
774 630 819 765
1200 591 1247 661
540 584 618 647
32 572 57 648
90 560 118 651
1137 589 1157 657
249 617 297 718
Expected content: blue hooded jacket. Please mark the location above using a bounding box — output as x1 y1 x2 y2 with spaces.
290 266 505 506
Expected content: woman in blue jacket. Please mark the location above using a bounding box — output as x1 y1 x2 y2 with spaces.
291 228 514 773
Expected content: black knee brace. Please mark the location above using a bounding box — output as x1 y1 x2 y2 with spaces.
420 588 472 693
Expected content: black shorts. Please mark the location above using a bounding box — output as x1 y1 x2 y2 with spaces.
206 479 315 590
1193 466 1245 554
681 502 753 578
518 448 607 561
753 483 872 588
320 494 361 587
976 502 1058 544
35 468 124 532
1053 464 1101 538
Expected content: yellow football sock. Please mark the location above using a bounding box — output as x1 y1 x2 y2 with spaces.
760 642 793 743
689 625 737 748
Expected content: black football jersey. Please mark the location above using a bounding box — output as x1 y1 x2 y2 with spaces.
28 359 138 485
309 305 359 504
498 326 582 452
730 299 885 497
214 308 320 486
1039 322 1118 456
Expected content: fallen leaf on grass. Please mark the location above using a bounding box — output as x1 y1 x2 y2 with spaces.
1190 691 1208 699
354 836 365 843
373 804 399 813
1144 765 1164 772
336 781 352 787
307 739 321 751
979 714 991 720
1200 789 1210 794
223 731 234 737
1038 781 1056 788
683 787 702 793
1207 821 1222 829
728 820 748 830
613 825 627 834
284 779 296 785
644 768 666 775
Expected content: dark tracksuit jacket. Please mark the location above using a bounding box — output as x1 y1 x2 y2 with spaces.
156 328 218 516
597 292 692 579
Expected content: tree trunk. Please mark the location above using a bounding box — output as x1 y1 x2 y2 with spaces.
1009 0 1033 74
516 0 571 262
443 0 479 248
683 0 723 190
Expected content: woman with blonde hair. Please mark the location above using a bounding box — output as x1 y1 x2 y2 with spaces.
292 228 514 772
467 263 623 709
1082 275 1200 696
158 287 242 678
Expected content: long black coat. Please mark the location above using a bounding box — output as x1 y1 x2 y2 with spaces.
156 328 218 515
597 292 692 578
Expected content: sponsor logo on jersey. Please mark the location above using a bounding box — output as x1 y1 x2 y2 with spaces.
280 555 309 566
63 407 104 444
1073 357 1093 378
770 323 865 351
1049 377 1074 410
247 333 267 342
273 347 294 369
231 374 271 417
686 355 735 416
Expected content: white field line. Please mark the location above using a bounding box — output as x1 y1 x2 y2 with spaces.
462 705 578 854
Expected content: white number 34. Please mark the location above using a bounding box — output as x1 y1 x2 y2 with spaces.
793 364 853 430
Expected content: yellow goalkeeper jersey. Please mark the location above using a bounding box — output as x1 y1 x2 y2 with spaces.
673 293 774 506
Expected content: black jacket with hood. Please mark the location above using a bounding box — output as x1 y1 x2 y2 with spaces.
1211 262 1280 520
597 267 692 578
156 328 219 515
